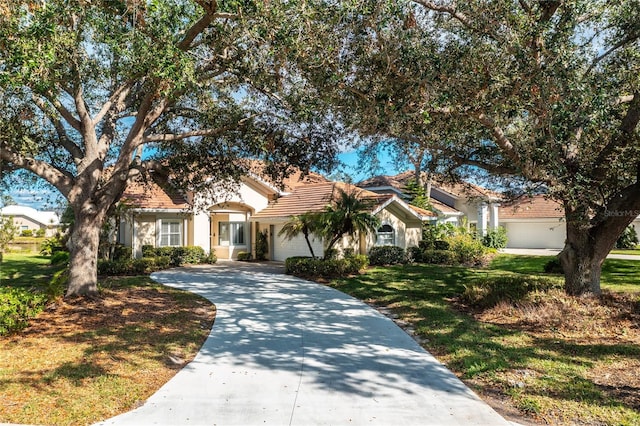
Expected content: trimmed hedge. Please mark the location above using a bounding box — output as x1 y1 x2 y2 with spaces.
368 246 406 266
140 245 206 266
422 249 457 265
285 255 369 278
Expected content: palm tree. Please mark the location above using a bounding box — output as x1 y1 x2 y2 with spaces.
321 187 380 258
278 212 321 259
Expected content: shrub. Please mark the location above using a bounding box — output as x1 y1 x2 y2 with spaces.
181 246 206 264
0 288 47 335
407 246 423 263
460 275 561 309
255 230 268 261
20 229 34 237
237 251 252 261
35 228 46 238
433 240 450 251
131 258 157 274
203 252 217 264
543 257 564 274
40 235 65 256
113 244 132 261
98 259 132 276
368 246 406 266
422 249 457 265
482 227 508 249
447 234 487 265
155 256 172 269
615 225 639 249
46 268 68 300
285 255 368 278
50 251 70 265
141 244 156 257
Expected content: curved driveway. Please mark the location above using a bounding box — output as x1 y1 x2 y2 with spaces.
98 262 511 426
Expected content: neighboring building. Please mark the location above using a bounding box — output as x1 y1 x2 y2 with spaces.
116 170 435 261
498 195 566 249
358 171 500 235
0 205 61 237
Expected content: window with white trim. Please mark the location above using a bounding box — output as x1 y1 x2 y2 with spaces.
160 220 182 247
376 224 395 246
219 222 246 246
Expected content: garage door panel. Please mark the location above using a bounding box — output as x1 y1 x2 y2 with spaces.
272 225 324 261
504 222 565 249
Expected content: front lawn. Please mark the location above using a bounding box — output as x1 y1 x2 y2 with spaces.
0 253 216 425
328 255 640 425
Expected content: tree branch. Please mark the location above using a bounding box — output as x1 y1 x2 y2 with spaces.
411 1 474 29
474 113 522 165
585 32 640 75
0 142 74 196
144 119 251 143
32 95 84 162
41 91 81 132
93 80 136 125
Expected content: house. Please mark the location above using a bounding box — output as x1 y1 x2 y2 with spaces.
498 195 566 249
358 171 501 235
116 170 435 261
0 205 61 237
251 182 435 260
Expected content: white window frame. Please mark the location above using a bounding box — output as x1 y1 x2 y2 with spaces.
376 223 395 246
159 219 182 247
219 221 247 246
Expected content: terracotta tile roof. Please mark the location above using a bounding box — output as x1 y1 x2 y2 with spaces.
407 204 438 218
121 177 190 210
252 182 423 220
429 198 462 215
500 195 564 219
358 171 499 200
245 160 328 192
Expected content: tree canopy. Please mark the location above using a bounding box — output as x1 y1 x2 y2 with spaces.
0 0 341 296
296 0 640 295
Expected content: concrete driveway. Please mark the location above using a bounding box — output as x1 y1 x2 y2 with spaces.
97 261 511 426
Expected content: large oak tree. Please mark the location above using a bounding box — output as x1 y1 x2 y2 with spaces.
298 0 640 296
0 0 339 297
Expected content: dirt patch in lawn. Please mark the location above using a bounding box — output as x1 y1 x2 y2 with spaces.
0 278 216 426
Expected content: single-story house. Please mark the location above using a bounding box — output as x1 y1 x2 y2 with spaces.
0 205 61 237
116 170 435 261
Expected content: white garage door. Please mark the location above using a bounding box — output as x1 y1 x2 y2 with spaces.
504 222 566 249
272 225 324 261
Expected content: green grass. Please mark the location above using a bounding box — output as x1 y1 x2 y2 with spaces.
488 254 640 293
611 248 640 255
0 252 216 425
0 252 59 288
328 257 640 425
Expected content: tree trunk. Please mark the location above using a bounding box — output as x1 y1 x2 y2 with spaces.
66 212 103 297
302 230 316 259
558 232 605 296
558 214 630 296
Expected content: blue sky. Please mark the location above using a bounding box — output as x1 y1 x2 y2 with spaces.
5 149 401 211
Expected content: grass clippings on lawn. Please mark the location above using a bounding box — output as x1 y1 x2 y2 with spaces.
0 276 216 426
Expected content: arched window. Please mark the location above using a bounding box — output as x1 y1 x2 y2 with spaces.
376 224 395 246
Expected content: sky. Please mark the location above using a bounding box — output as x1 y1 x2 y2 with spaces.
4 149 402 212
